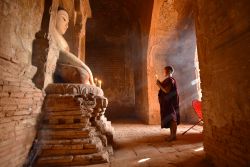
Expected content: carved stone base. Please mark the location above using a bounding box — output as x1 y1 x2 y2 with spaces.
32 84 113 166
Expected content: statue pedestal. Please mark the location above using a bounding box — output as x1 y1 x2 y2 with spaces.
34 83 113 166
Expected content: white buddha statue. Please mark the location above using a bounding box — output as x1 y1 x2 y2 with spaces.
52 7 94 85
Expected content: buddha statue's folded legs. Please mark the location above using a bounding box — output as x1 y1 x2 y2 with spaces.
57 50 94 85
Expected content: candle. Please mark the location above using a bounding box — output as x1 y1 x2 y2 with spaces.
155 74 158 80
98 80 102 88
94 78 98 85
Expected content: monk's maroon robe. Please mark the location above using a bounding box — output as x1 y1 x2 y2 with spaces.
158 77 180 128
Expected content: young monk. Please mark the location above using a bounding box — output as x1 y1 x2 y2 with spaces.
157 66 180 141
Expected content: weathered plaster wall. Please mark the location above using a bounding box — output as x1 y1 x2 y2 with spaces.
0 0 44 166
147 0 199 124
194 0 250 166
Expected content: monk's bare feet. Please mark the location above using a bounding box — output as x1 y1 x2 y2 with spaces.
166 135 176 142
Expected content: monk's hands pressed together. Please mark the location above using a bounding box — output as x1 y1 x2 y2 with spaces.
156 79 171 94
156 79 161 86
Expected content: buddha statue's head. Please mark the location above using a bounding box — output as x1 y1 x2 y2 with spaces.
55 7 69 35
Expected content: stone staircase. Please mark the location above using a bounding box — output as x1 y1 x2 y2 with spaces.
30 84 113 166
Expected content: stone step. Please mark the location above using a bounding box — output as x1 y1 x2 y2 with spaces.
40 139 103 151
40 137 101 145
36 155 73 167
44 95 81 112
42 143 98 150
39 129 95 139
39 148 99 157
37 136 105 157
42 123 89 129
36 151 109 166
43 116 90 125
44 115 89 120
45 110 82 116
45 106 80 112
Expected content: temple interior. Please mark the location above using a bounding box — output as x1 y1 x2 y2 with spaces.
0 0 249 167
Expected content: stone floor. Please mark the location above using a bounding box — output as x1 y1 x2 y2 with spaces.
86 120 214 167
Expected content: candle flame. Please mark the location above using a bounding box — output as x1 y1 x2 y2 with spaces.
97 80 102 88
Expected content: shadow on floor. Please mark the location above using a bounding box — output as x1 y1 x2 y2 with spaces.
113 133 203 149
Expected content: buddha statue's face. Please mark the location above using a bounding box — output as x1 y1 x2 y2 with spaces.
55 10 69 35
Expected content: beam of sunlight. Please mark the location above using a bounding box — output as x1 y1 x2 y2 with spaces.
194 146 204 152
138 158 151 163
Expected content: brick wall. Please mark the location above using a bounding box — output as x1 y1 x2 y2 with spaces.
86 0 154 121
86 0 137 120
194 0 250 166
86 0 200 124
0 0 44 166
